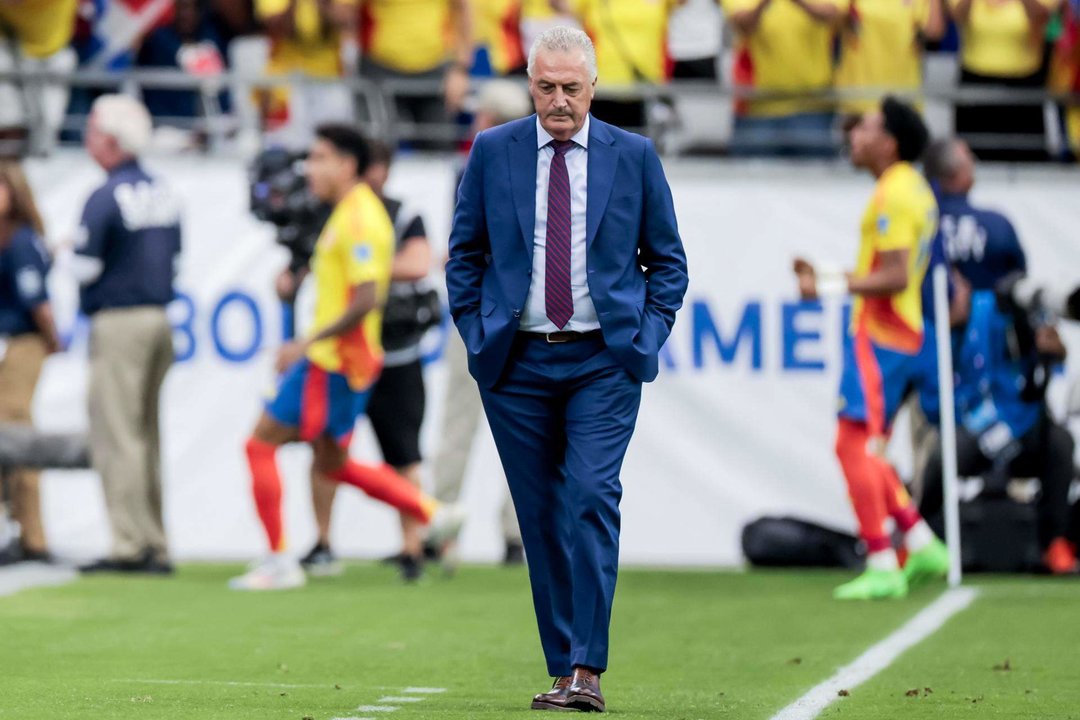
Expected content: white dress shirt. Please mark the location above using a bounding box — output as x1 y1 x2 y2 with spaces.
519 114 601 333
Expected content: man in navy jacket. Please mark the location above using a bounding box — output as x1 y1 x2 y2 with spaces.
446 26 688 714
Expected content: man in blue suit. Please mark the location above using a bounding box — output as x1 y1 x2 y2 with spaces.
446 26 688 714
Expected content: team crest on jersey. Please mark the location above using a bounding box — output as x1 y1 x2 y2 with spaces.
877 215 890 234
354 245 372 262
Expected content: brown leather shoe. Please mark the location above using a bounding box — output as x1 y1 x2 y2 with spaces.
531 676 574 711
566 666 605 712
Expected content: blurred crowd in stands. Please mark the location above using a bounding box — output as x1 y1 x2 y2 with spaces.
0 0 1079 158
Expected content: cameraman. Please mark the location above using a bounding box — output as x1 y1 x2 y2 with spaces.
919 288 1076 574
1000 273 1080 325
282 140 437 582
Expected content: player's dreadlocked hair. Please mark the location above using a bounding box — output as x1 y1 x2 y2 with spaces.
881 96 930 163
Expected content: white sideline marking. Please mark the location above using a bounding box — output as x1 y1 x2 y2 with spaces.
0 563 77 597
378 696 424 703
770 588 979 720
355 706 398 713
120 679 344 689
402 687 446 694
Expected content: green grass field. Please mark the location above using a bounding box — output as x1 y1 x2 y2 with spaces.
1 563 1078 719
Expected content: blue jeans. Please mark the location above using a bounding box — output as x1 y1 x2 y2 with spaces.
731 112 837 158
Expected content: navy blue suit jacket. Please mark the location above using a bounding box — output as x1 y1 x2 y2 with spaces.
446 114 689 389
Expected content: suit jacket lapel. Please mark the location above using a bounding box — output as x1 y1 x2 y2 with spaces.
509 119 538 257
586 118 617 253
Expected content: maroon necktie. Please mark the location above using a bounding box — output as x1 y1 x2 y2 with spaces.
545 139 575 329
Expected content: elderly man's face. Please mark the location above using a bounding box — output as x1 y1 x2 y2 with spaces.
84 113 114 168
529 48 595 141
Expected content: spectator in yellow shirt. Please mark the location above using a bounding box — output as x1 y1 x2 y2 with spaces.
722 0 847 156
473 0 527 76
0 0 79 153
358 0 473 148
556 0 683 130
1053 4 1080 158
669 0 723 80
256 0 357 147
521 0 580 54
950 0 1064 161
834 0 946 117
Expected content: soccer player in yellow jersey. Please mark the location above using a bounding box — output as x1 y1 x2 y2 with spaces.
794 97 950 601
230 125 462 591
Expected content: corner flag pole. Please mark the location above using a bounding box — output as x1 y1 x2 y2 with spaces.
932 264 962 587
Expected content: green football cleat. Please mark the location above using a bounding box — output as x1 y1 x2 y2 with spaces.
833 568 908 601
903 538 950 588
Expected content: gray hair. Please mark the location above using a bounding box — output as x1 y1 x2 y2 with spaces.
527 26 597 82
923 137 965 184
91 94 153 156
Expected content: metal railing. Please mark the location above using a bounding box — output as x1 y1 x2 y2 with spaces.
1 67 1078 158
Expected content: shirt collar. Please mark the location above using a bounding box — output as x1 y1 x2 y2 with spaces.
938 191 969 204
108 158 141 176
536 113 590 151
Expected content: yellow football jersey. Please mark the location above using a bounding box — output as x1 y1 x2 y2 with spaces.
306 182 395 391
851 161 938 354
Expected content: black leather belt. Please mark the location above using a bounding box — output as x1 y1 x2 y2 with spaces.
521 329 603 344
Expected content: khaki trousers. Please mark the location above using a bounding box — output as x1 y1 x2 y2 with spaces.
0 333 48 552
88 307 173 562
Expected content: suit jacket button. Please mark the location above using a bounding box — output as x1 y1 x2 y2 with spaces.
512 309 521 318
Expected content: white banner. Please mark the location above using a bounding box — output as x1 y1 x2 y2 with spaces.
24 154 1080 566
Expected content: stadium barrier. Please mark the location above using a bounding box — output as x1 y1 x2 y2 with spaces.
22 150 1080 566
2 67 1079 156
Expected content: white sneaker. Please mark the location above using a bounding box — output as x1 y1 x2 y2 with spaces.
228 555 307 591
439 539 462 577
426 503 466 553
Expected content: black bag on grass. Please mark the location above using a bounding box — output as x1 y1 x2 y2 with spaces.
741 516 865 569
927 497 1042 573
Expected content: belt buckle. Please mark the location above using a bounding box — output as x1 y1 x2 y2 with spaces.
546 332 569 344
